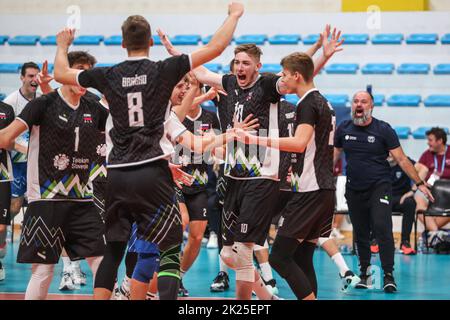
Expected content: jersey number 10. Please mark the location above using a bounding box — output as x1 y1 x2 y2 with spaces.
128 92 144 127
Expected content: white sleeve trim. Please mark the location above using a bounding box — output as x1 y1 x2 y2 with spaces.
187 54 193 71
16 117 30 131
165 112 187 143
75 69 84 87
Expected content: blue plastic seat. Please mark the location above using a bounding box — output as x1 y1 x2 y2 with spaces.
73 35 104 45
325 63 359 74
202 101 216 113
8 35 40 45
324 94 349 107
387 95 421 107
235 34 267 45
202 35 234 45
394 126 411 139
442 34 450 44
371 34 403 45
204 63 222 73
412 127 449 139
341 34 369 45
424 95 450 107
397 63 430 74
260 64 281 74
406 33 438 44
268 34 300 45
0 63 22 73
96 63 116 67
37 63 54 73
40 35 57 45
433 64 450 75
373 94 385 106
170 35 201 45
104 35 122 46
0 36 8 45
152 35 162 45
284 94 299 106
361 63 395 74
303 34 320 45
0 93 6 101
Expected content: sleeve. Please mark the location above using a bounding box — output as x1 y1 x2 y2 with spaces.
384 123 401 150
165 112 187 143
96 102 109 132
297 100 319 127
17 97 48 130
77 67 109 92
334 123 344 148
211 112 221 131
261 74 282 103
221 74 236 94
5 105 15 127
418 151 429 166
161 54 192 88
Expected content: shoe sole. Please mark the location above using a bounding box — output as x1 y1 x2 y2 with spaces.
341 276 361 292
383 284 397 293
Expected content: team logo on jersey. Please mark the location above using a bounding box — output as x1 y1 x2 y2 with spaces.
59 114 68 122
368 136 376 143
0 113 6 120
199 123 210 131
345 135 357 141
246 92 253 101
396 171 402 179
96 144 106 157
53 154 70 171
83 114 93 123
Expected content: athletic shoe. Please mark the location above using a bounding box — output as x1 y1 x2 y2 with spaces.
264 279 279 296
146 292 158 300
383 273 397 293
59 272 75 291
0 261 4 281
210 271 230 292
340 270 361 292
355 273 371 289
71 268 87 286
115 283 131 300
330 228 345 240
206 232 219 249
400 241 416 255
370 239 379 254
178 280 189 297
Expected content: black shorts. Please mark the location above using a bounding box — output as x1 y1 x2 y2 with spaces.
17 201 106 264
272 190 293 225
105 160 182 251
278 189 335 241
222 179 280 246
183 191 208 221
0 182 11 225
174 186 185 204
93 180 106 220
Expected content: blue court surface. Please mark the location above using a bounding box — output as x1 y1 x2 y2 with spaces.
1 240 449 300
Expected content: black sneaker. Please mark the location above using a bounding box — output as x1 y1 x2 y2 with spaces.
178 280 189 297
355 273 370 289
210 271 230 292
340 270 361 292
383 273 397 293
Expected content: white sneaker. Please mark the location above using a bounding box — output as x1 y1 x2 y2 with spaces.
331 228 345 240
146 292 159 300
202 237 209 245
115 282 130 300
0 263 5 281
206 232 219 249
59 272 76 291
71 267 87 286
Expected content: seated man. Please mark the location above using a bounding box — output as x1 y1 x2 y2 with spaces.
414 127 450 244
388 154 417 255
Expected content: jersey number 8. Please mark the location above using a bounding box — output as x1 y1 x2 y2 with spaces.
128 92 144 127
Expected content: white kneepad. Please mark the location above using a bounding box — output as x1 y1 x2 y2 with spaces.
232 242 255 282
253 240 269 252
318 237 331 247
220 246 236 269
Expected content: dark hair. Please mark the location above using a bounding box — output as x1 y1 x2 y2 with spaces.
68 51 97 68
229 59 235 73
21 62 40 76
122 15 151 51
234 44 262 62
426 127 447 144
280 52 314 83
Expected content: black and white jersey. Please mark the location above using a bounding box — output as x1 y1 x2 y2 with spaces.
278 99 296 191
291 89 336 192
77 55 192 168
212 91 230 133
221 73 281 180
17 89 108 202
0 101 15 182
173 108 220 194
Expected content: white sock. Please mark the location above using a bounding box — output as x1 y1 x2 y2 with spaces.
331 252 350 277
259 262 273 283
71 260 81 271
86 256 103 284
219 255 228 274
122 275 130 290
62 257 72 273
252 270 272 300
25 264 55 300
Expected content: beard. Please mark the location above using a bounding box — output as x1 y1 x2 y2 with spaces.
351 108 372 126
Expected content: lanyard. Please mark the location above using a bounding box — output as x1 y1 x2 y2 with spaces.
434 146 448 176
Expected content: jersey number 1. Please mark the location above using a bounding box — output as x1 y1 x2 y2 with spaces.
128 92 144 127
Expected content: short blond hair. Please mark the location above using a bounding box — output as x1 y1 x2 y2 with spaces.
281 52 314 83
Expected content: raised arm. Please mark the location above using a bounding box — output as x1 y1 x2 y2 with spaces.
37 60 54 94
313 25 344 76
53 28 80 86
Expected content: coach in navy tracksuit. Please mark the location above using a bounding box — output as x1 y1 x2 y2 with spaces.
333 91 433 293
